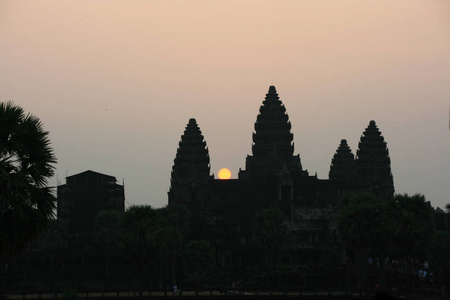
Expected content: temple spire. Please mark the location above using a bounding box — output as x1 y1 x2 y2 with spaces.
355 120 394 200
268 85 277 94
243 86 302 179
329 139 355 182
169 118 210 205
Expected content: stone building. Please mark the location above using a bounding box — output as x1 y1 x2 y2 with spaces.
168 86 394 269
57 170 125 238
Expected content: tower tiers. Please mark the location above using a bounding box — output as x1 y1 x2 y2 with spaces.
243 86 302 180
168 118 211 206
329 139 356 182
355 120 394 200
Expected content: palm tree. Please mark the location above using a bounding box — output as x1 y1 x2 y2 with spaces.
123 205 160 293
158 204 190 238
93 210 125 285
0 101 56 294
182 240 214 285
155 226 182 288
393 194 435 298
338 192 393 298
0 102 57 258
38 219 67 289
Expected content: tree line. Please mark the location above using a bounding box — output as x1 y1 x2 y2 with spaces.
338 192 450 298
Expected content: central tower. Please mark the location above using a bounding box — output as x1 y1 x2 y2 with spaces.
240 86 302 181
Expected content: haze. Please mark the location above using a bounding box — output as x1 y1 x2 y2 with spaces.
1 0 449 209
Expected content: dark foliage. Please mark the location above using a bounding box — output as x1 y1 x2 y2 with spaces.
0 102 56 259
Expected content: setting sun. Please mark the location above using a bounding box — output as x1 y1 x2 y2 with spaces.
218 168 231 180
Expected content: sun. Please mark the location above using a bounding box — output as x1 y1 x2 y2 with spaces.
218 168 231 180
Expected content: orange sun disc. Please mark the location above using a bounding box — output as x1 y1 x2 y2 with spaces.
218 168 231 180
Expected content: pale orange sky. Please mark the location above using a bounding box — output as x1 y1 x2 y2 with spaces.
1 0 449 209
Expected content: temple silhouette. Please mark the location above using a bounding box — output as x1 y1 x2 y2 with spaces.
169 85 394 266
2 86 399 293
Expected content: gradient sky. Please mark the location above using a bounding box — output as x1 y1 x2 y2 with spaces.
1 0 449 209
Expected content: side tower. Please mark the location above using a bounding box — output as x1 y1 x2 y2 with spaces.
329 139 356 182
168 118 211 209
355 120 395 200
241 86 302 181
57 170 125 239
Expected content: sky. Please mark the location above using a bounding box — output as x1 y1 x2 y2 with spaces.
1 0 449 209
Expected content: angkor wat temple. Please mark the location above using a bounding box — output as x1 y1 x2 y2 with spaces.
2 86 397 293
168 85 394 267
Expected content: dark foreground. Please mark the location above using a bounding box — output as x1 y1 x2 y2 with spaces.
4 289 446 300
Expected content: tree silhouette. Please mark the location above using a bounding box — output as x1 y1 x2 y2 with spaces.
0 101 57 259
0 102 56 296
93 210 125 284
392 193 435 299
155 226 182 287
38 219 67 289
123 205 160 293
338 192 392 297
183 240 214 284
158 204 190 238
